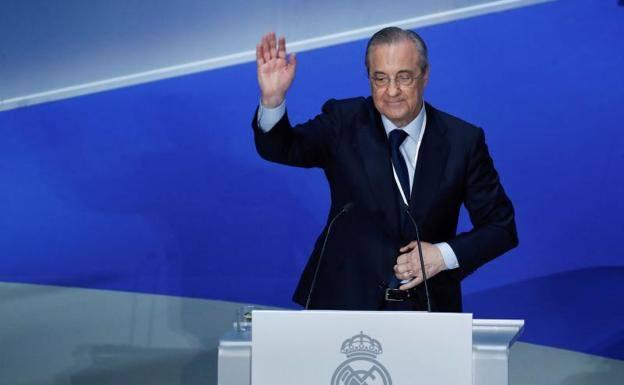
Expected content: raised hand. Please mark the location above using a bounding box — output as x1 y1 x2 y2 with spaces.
256 32 297 108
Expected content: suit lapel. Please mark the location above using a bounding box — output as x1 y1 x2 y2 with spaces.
355 99 402 237
409 103 449 224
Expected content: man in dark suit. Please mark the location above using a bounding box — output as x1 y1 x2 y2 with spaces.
252 27 518 312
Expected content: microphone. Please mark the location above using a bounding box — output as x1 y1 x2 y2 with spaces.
402 204 432 312
305 202 354 309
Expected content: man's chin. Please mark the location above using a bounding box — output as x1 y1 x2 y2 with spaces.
383 104 407 114
384 102 405 109
383 111 407 122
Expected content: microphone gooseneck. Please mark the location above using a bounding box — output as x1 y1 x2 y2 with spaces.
305 202 354 310
403 204 432 312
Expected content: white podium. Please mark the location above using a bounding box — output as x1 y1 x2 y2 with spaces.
218 311 523 385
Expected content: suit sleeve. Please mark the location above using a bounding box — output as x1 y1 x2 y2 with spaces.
447 128 519 278
252 99 341 169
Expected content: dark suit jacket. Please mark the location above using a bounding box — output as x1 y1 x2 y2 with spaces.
252 97 517 312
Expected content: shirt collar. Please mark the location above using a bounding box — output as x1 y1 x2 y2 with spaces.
381 102 426 140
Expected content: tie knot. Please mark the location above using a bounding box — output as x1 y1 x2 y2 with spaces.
389 129 408 150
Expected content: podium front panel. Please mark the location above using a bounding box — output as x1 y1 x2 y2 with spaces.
252 310 472 385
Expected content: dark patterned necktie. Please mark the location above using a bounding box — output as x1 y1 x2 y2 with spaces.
388 129 410 201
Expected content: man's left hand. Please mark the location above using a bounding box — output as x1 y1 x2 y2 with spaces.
394 241 446 290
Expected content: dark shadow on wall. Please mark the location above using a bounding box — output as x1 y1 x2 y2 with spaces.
464 266 624 360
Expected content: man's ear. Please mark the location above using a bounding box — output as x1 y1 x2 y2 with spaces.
423 67 430 86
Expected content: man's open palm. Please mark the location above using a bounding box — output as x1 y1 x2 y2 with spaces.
256 32 297 108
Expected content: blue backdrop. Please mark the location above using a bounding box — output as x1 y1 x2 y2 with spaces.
1 0 622 359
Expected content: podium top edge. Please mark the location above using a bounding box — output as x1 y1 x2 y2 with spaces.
251 310 525 326
472 319 525 327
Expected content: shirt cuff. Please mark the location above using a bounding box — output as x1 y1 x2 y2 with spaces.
434 242 460 270
257 100 286 132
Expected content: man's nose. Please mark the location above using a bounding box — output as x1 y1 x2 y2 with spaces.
386 82 401 97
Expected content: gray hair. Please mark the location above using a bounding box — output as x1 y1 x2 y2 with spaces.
365 27 429 74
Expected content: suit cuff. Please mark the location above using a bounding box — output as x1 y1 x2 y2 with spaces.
257 100 286 132
435 242 460 270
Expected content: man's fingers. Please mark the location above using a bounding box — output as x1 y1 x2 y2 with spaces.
277 37 286 59
289 52 297 69
399 277 420 291
269 32 277 59
395 271 412 281
256 44 264 66
398 261 445 290
261 33 273 61
259 32 291 66
394 263 413 281
395 242 444 291
262 36 271 63
394 263 409 274
396 253 410 264
395 261 421 274
400 241 417 252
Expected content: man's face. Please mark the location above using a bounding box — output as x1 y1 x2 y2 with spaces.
368 40 429 128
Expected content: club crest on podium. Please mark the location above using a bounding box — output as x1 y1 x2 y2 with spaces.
331 331 393 385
